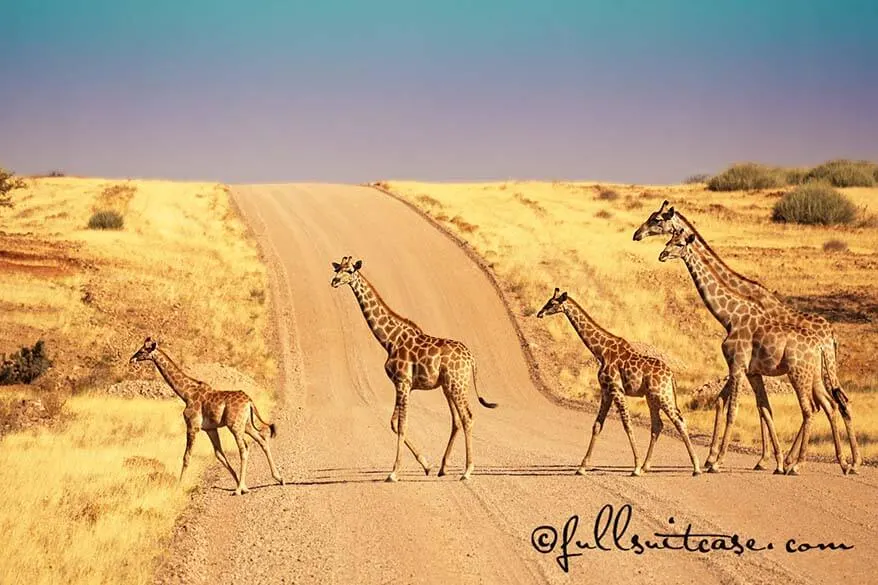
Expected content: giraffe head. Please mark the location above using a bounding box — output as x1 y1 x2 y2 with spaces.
330 255 363 288
536 288 568 318
130 336 158 364
632 200 678 241
658 228 696 262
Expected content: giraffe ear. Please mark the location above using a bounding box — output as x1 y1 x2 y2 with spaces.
663 206 676 219
332 262 341 271
553 287 560 296
659 200 669 212
558 292 568 302
353 260 363 270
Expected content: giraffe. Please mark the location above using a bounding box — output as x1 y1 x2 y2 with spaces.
634 201 860 473
659 229 856 475
330 256 498 482
129 337 285 494
537 288 701 476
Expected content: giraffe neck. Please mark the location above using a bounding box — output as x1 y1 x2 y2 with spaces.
679 244 744 331
348 274 421 352
150 349 197 402
674 213 784 310
561 297 619 362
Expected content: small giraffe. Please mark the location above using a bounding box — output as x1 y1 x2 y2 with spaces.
330 256 498 482
660 230 856 475
537 288 701 476
634 201 860 473
129 337 285 494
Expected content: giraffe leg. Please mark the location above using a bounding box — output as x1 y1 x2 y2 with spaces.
455 392 474 481
179 420 198 484
387 382 412 482
713 370 749 472
577 390 612 474
612 391 642 476
231 430 250 495
386 384 430 480
661 401 701 476
704 378 732 471
747 374 784 474
786 370 814 476
245 425 285 485
438 391 461 477
785 424 804 471
836 394 862 475
205 428 239 485
640 395 664 474
814 389 848 474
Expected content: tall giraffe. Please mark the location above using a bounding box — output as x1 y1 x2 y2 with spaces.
129 337 285 494
659 230 857 475
537 288 701 476
330 256 498 482
633 201 859 472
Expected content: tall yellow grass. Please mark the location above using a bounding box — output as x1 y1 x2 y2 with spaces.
383 180 878 461
0 177 273 584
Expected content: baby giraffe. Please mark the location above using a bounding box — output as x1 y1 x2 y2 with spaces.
537 289 700 476
129 337 284 495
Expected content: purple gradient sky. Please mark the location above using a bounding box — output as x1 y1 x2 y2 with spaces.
1 1 876 184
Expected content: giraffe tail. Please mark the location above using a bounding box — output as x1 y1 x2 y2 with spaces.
471 362 498 409
821 338 850 419
250 403 278 438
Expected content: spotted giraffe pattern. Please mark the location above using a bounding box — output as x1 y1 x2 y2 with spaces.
330 256 498 482
130 337 285 494
633 201 860 471
660 230 858 475
537 288 701 476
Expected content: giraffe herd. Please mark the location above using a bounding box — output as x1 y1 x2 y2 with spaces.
130 199 861 492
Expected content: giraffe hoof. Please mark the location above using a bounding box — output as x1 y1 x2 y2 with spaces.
459 475 471 482
385 473 399 483
437 468 447 477
692 469 702 477
846 466 859 476
773 468 784 475
575 467 588 476
706 466 721 474
753 461 768 471
630 468 643 477
424 466 433 476
277 477 286 486
785 467 799 476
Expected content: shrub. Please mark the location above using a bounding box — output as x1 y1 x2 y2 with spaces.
1 166 26 207
784 167 809 185
597 187 620 201
707 163 785 191
683 173 710 184
771 183 857 225
48 170 65 177
88 210 124 230
0 341 53 385
823 239 848 253
806 159 877 188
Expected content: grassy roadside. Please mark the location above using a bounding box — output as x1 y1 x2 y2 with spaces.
379 180 878 462
0 177 274 584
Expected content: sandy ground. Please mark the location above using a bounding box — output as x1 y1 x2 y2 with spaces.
155 184 877 585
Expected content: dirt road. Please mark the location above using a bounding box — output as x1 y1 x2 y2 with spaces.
156 184 877 585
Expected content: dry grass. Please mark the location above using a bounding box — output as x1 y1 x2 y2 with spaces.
0 177 273 584
384 180 878 461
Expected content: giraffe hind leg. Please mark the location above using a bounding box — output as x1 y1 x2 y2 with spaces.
245 424 285 485
205 428 239 485
640 395 663 474
438 391 461 477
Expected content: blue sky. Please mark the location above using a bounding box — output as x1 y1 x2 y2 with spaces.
1 1 876 183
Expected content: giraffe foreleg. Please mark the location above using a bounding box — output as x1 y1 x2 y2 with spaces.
205 428 239 485
640 395 664 474
577 388 612 474
612 388 641 476
387 382 412 482
179 419 199 484
387 384 430 479
747 374 783 474
704 377 732 471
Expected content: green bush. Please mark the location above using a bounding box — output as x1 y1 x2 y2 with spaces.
87 210 124 230
1 166 26 207
0 341 53 385
784 167 809 185
707 163 786 191
805 159 877 188
771 183 857 225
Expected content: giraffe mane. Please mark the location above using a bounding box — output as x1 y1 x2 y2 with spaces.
360 274 424 334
